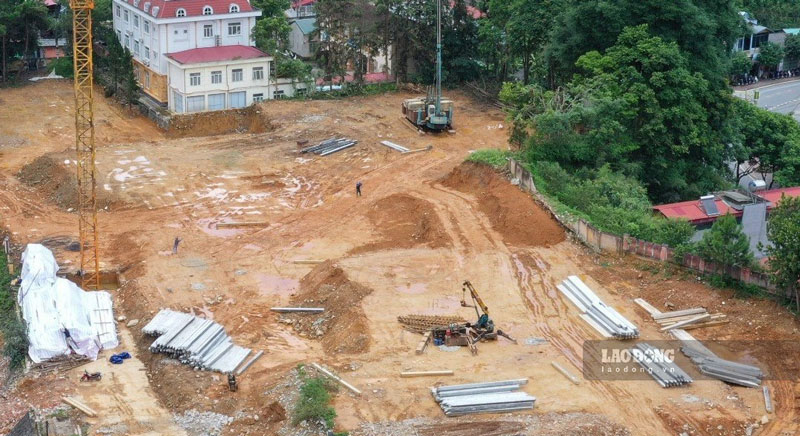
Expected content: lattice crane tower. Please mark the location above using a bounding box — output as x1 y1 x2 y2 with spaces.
71 0 100 290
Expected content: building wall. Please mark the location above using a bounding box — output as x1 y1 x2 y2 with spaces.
134 59 168 102
288 23 312 58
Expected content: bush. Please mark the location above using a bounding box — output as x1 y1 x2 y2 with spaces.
293 375 337 429
50 57 74 78
696 214 754 268
467 149 510 168
0 254 27 371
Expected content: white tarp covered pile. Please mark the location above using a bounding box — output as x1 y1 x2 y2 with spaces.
18 244 118 363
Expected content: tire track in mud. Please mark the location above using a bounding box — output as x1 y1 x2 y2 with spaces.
513 250 666 434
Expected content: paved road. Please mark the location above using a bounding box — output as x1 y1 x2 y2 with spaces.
754 80 800 121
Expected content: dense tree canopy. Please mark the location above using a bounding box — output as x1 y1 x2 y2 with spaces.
764 195 800 304
697 214 755 268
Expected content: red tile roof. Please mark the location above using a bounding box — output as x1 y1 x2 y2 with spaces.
653 186 800 224
292 0 315 7
166 45 268 64
124 0 256 19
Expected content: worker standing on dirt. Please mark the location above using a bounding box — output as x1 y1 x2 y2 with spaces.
172 237 182 254
356 181 363 197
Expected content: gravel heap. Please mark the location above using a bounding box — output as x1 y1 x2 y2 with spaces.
174 410 233 436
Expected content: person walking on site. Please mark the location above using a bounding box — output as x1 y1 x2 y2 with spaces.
356 181 362 197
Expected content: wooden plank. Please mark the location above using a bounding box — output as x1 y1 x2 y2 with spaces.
672 319 729 331
656 314 725 325
763 385 774 413
401 145 434 154
551 361 580 385
653 308 707 320
400 370 454 378
415 331 431 355
62 397 97 417
633 298 662 316
216 221 269 229
312 363 361 395
660 314 710 331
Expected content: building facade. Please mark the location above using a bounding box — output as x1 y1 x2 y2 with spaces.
112 0 269 109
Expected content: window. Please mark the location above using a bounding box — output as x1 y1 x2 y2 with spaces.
187 95 205 112
231 68 243 82
144 2 150 12
190 73 201 86
228 22 241 35
229 91 246 108
176 8 186 17
133 0 140 6
203 6 213 15
115 5 120 17
252 93 264 102
229 4 239 13
296 88 307 96
134 15 139 27
273 90 285 99
208 93 225 110
269 61 275 78
144 71 150 88
204 24 213 38
117 30 122 42
144 46 150 59
152 51 158 66
173 90 184 113
124 35 130 49
144 21 149 33
134 40 140 56
252 67 263 80
211 70 222 84
124 10 129 21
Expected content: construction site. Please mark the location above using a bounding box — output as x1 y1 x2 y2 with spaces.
1 78 800 436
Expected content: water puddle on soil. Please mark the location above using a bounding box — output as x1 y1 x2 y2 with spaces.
257 274 299 297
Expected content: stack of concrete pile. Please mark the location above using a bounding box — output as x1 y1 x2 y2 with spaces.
379 140 410 153
632 343 693 387
682 346 763 387
143 309 251 374
557 276 639 339
300 138 358 156
431 379 535 416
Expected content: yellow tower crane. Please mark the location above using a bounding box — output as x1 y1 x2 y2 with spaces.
70 0 100 290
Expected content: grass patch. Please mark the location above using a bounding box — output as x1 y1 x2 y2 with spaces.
0 253 27 371
305 82 397 100
293 365 339 430
49 57 74 79
467 149 511 168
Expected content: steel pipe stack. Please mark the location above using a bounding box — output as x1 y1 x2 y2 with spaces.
142 309 253 374
557 276 639 339
431 379 535 416
632 343 693 387
682 346 763 387
300 138 358 156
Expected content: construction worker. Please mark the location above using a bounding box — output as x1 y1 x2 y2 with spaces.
356 181 362 197
172 237 182 254
228 373 238 392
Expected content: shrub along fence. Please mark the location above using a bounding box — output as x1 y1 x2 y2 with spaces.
507 159 785 298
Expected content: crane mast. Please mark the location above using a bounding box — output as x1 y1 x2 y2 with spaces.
70 0 100 290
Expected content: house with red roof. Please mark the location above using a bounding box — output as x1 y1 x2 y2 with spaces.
653 187 800 225
113 0 306 111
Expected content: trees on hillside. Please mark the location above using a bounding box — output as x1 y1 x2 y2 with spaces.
0 0 51 81
697 214 754 269
763 195 800 309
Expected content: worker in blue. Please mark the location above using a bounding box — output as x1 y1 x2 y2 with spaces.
356 181 362 197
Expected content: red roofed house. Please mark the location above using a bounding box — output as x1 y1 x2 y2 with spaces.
653 187 800 225
113 0 303 111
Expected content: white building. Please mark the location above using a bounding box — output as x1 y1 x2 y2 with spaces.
112 0 301 111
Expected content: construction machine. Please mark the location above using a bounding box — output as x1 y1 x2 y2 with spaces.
401 0 454 131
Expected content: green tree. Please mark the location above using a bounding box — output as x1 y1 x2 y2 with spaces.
729 51 753 76
252 0 292 55
121 48 139 107
757 41 783 71
0 0 51 81
506 0 559 84
763 195 800 309
784 33 800 67
697 214 754 268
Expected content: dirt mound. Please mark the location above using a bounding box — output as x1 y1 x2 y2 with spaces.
441 162 565 247
17 154 116 211
287 261 373 354
167 105 274 138
352 194 450 253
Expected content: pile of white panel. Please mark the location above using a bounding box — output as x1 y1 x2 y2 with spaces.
557 276 639 339
431 379 535 416
143 309 251 374
632 343 692 387
682 346 763 387
379 140 410 153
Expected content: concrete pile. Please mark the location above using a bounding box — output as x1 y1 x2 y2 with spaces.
682 346 763 387
557 276 639 339
300 138 358 156
431 379 535 416
143 309 252 374
632 343 693 387
379 140 410 153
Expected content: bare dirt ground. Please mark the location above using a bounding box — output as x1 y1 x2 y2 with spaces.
1 80 799 436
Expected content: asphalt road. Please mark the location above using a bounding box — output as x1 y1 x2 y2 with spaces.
755 79 800 120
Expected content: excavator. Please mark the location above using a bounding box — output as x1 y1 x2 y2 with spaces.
429 280 516 354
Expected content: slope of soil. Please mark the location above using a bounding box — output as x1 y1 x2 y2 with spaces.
441 162 565 247
167 105 274 138
17 154 117 210
288 261 373 354
352 193 450 253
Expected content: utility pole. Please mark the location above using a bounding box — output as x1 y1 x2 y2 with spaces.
435 0 442 116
